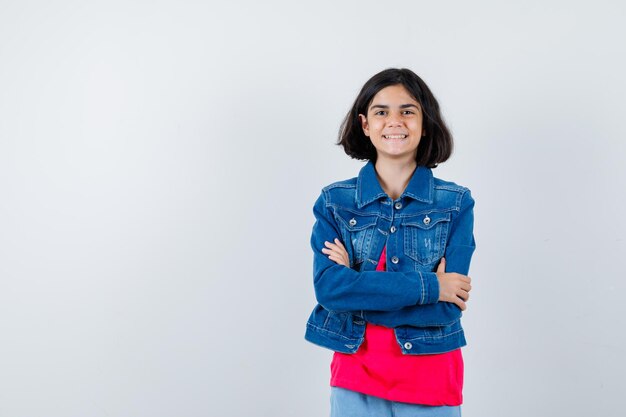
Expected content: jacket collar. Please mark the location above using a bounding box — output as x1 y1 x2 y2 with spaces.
356 161 434 208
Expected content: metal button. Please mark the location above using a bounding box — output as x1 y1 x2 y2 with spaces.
390 226 397 233
391 256 399 264
404 342 413 350
394 202 403 210
349 218 357 226
423 215 431 225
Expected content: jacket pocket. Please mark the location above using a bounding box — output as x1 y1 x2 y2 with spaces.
403 211 451 265
333 209 378 266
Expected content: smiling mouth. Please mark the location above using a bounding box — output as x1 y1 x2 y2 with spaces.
383 134 407 139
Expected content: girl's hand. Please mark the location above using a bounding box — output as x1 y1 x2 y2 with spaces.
321 238 350 267
436 257 472 311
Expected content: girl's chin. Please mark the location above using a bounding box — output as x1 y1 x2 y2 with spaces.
378 144 417 153
375 150 418 160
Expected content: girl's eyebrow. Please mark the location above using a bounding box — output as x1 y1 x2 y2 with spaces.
369 103 420 110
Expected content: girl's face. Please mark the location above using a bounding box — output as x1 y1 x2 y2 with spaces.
359 84 425 163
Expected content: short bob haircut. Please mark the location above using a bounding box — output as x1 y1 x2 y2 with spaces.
338 68 453 168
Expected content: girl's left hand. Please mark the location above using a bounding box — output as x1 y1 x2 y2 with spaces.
322 238 350 267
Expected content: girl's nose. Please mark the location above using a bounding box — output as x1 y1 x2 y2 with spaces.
386 114 403 127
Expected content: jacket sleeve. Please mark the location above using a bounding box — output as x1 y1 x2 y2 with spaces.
362 189 476 327
311 190 440 312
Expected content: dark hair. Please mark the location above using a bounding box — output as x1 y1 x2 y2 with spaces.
338 68 453 168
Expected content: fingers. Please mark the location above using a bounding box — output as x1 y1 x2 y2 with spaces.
437 270 472 310
321 247 346 258
324 240 345 252
456 276 471 299
333 238 346 249
452 273 471 284
327 254 347 265
323 241 348 257
443 288 468 310
322 248 342 257
322 250 349 267
449 272 471 287
454 297 467 311
322 239 349 267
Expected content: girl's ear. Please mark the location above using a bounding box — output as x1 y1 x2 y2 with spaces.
359 114 369 137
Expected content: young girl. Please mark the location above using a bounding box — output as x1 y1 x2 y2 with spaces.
305 68 476 417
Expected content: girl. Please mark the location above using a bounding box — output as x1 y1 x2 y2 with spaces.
304 68 476 417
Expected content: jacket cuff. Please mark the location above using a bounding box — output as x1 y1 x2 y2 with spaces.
419 271 440 305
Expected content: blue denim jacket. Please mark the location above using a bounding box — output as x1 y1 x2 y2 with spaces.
304 161 476 355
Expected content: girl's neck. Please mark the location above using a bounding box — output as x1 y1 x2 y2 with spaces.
374 157 417 201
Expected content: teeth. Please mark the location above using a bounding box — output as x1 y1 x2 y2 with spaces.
384 135 407 139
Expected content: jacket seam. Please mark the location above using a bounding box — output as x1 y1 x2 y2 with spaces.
403 328 464 341
434 184 468 193
322 182 357 193
418 271 426 304
306 322 360 342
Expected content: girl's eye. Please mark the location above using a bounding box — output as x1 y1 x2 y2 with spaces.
374 110 386 116
402 110 415 115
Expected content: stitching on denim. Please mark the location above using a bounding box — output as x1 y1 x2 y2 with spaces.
404 345 466 355
407 319 459 327
356 173 388 207
356 172 363 203
434 184 468 193
403 219 449 265
455 188 467 210
402 192 431 203
328 204 392 222
401 209 453 220
322 188 331 208
323 182 357 192
359 196 387 208
322 311 333 328
403 175 433 203
329 204 379 216
306 322 362 342
329 205 379 218
418 271 425 304
404 328 464 341
333 213 378 230
403 216 450 229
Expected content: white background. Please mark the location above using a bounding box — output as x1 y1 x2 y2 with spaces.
1 1 625 416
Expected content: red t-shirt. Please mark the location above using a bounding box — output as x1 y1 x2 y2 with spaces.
330 245 464 406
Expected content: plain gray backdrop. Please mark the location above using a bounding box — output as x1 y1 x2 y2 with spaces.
1 1 625 416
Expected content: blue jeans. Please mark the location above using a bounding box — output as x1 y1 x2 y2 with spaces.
330 387 461 417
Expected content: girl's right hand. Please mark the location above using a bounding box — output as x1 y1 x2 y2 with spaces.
436 257 472 311
321 238 350 267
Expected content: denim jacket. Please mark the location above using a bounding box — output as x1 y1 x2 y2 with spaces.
304 161 476 355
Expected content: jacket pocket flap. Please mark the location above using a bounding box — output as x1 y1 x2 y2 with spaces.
334 209 378 231
403 211 451 230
